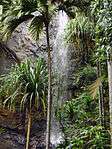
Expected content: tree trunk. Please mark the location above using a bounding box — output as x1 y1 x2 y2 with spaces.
26 109 32 149
97 61 105 126
45 4 52 149
107 50 112 146
21 109 26 133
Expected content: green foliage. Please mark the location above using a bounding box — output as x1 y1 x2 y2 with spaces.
57 93 98 124
20 0 38 13
73 65 97 89
0 58 48 112
65 13 94 45
0 127 5 134
0 0 56 40
56 93 109 149
29 16 44 40
57 2 111 148
91 0 112 62
65 126 109 149
64 11 95 64
59 0 91 18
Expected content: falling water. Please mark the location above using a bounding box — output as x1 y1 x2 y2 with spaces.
53 10 69 103
51 11 70 147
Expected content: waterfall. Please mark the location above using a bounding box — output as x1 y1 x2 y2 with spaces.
51 11 70 147
53 10 69 104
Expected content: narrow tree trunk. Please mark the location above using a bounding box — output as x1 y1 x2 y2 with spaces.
46 26 52 149
26 109 32 149
21 109 26 133
45 5 52 149
107 50 112 146
97 61 104 126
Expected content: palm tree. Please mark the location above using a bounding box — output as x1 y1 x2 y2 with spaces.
97 61 105 126
1 0 56 148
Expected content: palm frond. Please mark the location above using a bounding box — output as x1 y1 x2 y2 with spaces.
1 14 34 40
20 0 38 14
1 0 12 12
48 3 57 18
20 93 29 110
89 78 101 99
38 0 47 7
29 15 44 40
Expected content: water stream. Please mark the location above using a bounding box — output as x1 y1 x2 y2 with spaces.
51 11 70 147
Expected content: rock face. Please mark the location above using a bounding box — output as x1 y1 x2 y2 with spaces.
7 23 46 60
7 18 57 61
0 132 25 149
0 113 47 149
0 52 12 74
0 42 19 75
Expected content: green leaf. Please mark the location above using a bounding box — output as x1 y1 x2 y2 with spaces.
2 14 33 40
29 15 44 40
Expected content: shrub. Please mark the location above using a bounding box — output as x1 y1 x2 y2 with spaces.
73 65 97 90
0 58 48 112
56 93 109 149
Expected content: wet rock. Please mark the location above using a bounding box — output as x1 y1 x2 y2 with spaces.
0 119 47 149
36 144 53 149
0 132 25 149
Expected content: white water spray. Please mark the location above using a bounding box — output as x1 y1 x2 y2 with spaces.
51 11 69 147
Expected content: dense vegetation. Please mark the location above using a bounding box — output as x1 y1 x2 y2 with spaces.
0 0 112 149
